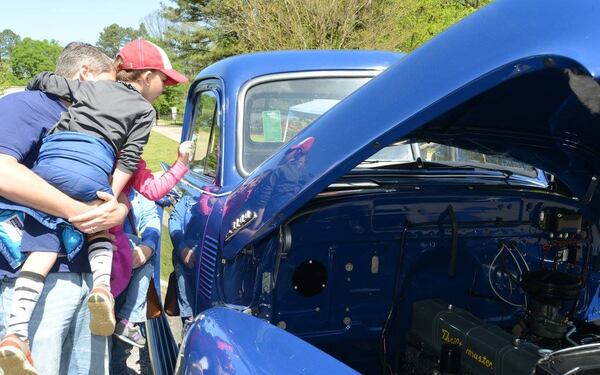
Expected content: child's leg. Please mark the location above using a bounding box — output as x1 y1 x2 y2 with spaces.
86 231 116 336
87 232 113 291
1 217 61 373
5 252 57 341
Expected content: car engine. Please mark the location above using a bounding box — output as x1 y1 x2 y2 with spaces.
405 210 600 375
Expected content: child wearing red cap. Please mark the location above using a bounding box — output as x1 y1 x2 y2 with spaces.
0 39 187 374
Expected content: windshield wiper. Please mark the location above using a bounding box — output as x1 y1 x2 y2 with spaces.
359 158 515 180
450 163 514 180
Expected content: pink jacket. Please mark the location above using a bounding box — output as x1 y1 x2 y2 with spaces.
110 158 188 297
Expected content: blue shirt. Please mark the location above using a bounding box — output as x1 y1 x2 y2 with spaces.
168 195 204 260
123 189 161 253
0 91 91 278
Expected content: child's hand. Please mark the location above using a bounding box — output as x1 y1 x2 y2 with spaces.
181 247 195 269
177 141 193 165
132 245 153 268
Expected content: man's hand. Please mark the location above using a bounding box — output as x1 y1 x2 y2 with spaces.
69 191 128 233
177 141 193 165
180 247 195 269
132 244 153 269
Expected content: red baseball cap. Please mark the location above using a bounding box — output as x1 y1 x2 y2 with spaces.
117 38 188 86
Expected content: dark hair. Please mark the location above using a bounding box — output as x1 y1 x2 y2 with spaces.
55 42 114 79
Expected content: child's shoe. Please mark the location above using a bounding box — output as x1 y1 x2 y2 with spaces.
0 335 38 375
87 285 116 336
113 319 146 348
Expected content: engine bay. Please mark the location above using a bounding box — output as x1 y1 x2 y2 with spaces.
234 184 600 374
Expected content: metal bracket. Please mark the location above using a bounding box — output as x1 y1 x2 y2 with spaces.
583 176 598 205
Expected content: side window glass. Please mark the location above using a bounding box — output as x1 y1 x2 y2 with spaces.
190 90 219 178
204 109 220 178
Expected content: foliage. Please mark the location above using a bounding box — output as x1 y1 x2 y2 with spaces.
215 0 404 50
0 62 17 88
154 83 189 117
96 23 148 57
0 29 20 62
10 38 62 81
163 0 241 77
162 0 492 74
397 0 493 51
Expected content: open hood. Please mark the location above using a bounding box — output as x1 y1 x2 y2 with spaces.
222 0 600 258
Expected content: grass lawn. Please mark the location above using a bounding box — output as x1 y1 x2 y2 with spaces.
159 224 174 281
142 130 180 171
142 131 179 281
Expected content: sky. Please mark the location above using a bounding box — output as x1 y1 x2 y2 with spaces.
0 0 167 46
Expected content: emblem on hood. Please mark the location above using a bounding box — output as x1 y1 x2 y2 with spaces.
225 210 257 241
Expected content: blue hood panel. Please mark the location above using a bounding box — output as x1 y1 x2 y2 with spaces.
222 0 600 258
177 307 358 374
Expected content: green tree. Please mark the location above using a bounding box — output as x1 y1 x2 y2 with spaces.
96 23 148 57
0 29 20 62
10 38 61 81
158 0 491 118
163 0 240 76
0 62 17 88
397 0 493 51
153 83 188 119
163 0 492 73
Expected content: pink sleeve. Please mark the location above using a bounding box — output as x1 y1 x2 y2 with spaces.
109 225 132 297
130 158 189 201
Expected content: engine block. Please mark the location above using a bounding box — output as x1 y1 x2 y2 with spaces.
408 299 542 375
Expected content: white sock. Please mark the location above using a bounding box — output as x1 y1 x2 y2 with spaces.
88 238 113 291
6 271 45 340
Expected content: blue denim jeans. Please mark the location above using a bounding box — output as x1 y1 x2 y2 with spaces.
116 256 154 323
0 273 110 375
174 262 194 318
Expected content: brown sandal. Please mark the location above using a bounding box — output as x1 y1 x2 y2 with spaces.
0 335 38 375
87 285 116 336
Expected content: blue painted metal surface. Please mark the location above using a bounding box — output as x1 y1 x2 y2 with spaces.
179 50 402 191
146 199 178 375
220 0 600 257
217 181 593 368
175 307 358 374
173 0 600 373
584 273 600 322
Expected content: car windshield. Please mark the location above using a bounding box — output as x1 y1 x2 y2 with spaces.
240 75 538 179
241 75 372 174
359 142 538 177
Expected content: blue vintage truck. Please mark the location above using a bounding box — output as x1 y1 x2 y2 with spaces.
147 0 600 374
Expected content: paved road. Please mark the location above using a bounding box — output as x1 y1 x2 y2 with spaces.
120 286 183 374
152 125 183 142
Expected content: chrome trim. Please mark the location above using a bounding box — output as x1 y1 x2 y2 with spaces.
236 70 384 177
185 82 225 186
178 177 232 197
225 210 257 241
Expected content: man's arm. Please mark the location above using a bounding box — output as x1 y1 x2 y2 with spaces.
168 196 191 258
130 193 161 268
135 194 161 253
0 154 127 233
